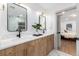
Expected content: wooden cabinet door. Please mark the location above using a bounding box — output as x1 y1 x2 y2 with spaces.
39 37 47 56
27 39 41 56
16 43 27 56
50 35 54 49
46 36 50 54
26 40 38 56
35 39 41 56
4 46 16 56
0 50 5 56
46 35 54 54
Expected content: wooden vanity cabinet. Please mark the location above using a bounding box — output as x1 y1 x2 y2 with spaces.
47 35 54 54
15 43 27 56
23 34 54 56
4 46 16 56
0 46 16 56
39 37 47 56
0 42 28 56
0 49 6 56
26 40 40 56
0 34 54 56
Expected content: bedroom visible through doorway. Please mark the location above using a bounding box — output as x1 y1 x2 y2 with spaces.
56 6 77 56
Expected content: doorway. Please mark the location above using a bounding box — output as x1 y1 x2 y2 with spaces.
56 6 77 56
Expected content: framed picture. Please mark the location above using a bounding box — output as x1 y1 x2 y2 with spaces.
66 24 72 31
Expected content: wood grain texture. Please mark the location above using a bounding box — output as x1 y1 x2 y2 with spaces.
58 39 76 55
0 34 54 56
4 46 16 56
15 43 27 56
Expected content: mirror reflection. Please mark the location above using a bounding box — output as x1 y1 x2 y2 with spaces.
7 3 27 32
39 15 46 30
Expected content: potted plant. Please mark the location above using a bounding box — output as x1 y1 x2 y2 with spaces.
32 23 42 36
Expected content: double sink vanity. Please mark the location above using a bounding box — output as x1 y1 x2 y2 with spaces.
0 33 54 56
0 3 54 56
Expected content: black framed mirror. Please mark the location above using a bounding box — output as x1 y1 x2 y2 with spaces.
7 3 27 32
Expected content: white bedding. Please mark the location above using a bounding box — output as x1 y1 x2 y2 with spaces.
61 32 77 38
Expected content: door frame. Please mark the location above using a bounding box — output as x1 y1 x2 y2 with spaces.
55 5 77 50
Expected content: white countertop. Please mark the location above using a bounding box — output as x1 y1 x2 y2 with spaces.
0 32 53 50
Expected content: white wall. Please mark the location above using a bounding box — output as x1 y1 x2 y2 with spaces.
0 3 54 38
76 6 79 55
0 4 37 37
50 13 57 49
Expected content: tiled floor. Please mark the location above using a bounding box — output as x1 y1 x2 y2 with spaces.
48 49 71 56
58 39 76 55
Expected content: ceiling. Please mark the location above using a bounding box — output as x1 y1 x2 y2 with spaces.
19 3 79 22
23 3 76 14
60 9 78 22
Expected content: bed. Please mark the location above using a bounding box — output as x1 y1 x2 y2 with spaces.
61 32 77 40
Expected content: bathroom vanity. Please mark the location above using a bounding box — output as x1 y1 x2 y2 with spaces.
0 3 54 56
0 34 54 56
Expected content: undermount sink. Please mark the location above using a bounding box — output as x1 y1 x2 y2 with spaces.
33 34 43 36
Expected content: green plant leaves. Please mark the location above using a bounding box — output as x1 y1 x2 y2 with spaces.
32 23 42 30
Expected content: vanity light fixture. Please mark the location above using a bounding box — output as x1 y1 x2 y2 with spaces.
43 13 47 17
41 12 47 17
43 14 46 16
36 11 42 16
